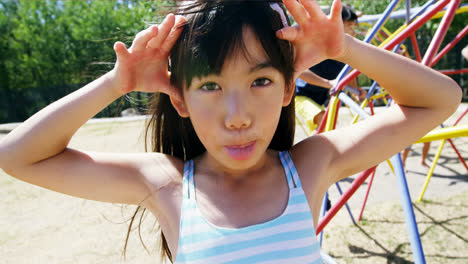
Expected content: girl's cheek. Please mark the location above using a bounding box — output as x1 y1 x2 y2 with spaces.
187 94 219 119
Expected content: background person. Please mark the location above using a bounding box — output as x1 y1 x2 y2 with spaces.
295 4 366 131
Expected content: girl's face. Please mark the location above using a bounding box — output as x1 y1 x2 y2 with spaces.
178 27 293 172
344 20 357 37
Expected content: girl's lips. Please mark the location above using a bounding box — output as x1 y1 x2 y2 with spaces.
224 141 256 160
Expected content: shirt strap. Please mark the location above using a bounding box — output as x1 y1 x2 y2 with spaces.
279 151 302 189
183 160 195 199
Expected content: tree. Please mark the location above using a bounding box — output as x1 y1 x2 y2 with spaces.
0 0 175 123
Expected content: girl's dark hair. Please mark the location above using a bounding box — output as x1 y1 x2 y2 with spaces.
125 1 296 262
342 4 358 22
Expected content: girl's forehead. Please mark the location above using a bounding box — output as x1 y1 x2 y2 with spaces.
222 26 270 69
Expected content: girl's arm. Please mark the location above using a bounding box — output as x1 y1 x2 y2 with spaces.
320 35 461 181
280 0 461 187
298 69 333 89
0 14 187 206
299 68 367 99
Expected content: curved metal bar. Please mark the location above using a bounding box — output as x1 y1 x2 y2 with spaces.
415 124 468 143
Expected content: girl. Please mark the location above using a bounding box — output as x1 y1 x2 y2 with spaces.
0 0 462 263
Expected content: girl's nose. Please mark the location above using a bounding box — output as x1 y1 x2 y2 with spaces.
224 93 252 130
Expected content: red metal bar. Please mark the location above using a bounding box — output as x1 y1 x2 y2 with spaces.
410 33 423 62
380 29 389 39
453 108 468 126
431 25 468 67
316 167 376 234
369 101 375 115
335 0 451 93
439 69 468 75
447 138 468 172
447 108 468 172
358 169 376 222
421 0 461 66
317 106 329 133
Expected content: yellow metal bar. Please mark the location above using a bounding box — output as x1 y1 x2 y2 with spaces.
417 139 446 202
370 91 389 101
416 125 468 143
325 96 340 132
431 5 468 20
351 99 369 124
386 159 395 174
380 25 406 47
365 5 468 49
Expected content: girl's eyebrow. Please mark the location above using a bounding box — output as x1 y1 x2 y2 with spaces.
249 61 274 73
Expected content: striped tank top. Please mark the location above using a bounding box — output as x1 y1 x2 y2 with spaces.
174 151 322 264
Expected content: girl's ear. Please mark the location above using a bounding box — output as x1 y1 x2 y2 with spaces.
282 82 295 107
170 96 190 117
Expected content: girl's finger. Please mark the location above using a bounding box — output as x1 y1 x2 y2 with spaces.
147 14 176 50
329 0 343 21
159 16 187 55
114 41 130 60
299 0 324 19
283 0 309 25
131 26 158 52
276 26 300 42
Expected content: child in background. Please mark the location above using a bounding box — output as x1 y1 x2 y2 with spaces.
462 45 468 60
295 3 367 131
0 0 461 263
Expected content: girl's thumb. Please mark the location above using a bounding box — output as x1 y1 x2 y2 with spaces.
276 26 299 42
114 42 130 59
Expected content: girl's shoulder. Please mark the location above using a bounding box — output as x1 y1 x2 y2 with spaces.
290 133 336 174
289 134 338 192
138 152 185 191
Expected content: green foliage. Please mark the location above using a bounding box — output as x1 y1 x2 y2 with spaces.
0 0 174 122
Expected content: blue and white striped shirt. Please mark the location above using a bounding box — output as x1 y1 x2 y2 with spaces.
174 151 322 264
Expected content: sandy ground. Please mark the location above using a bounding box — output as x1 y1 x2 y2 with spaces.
0 105 467 263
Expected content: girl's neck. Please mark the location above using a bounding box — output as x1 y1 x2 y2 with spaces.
196 149 277 186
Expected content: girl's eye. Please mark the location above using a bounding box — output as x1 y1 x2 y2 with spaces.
252 78 272 87
200 82 221 91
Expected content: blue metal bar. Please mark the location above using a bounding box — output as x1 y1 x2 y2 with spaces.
362 0 403 43
344 85 361 96
386 98 393 107
390 154 426 264
359 0 450 23
365 81 380 100
409 0 439 21
335 182 357 226
405 0 412 24
338 92 370 118
332 0 402 94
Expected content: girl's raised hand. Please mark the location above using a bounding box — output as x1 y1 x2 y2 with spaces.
111 14 186 101
278 0 346 76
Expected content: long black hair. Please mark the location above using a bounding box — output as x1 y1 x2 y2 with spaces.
126 1 296 262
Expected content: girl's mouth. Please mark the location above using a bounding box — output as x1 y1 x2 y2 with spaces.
224 141 256 160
